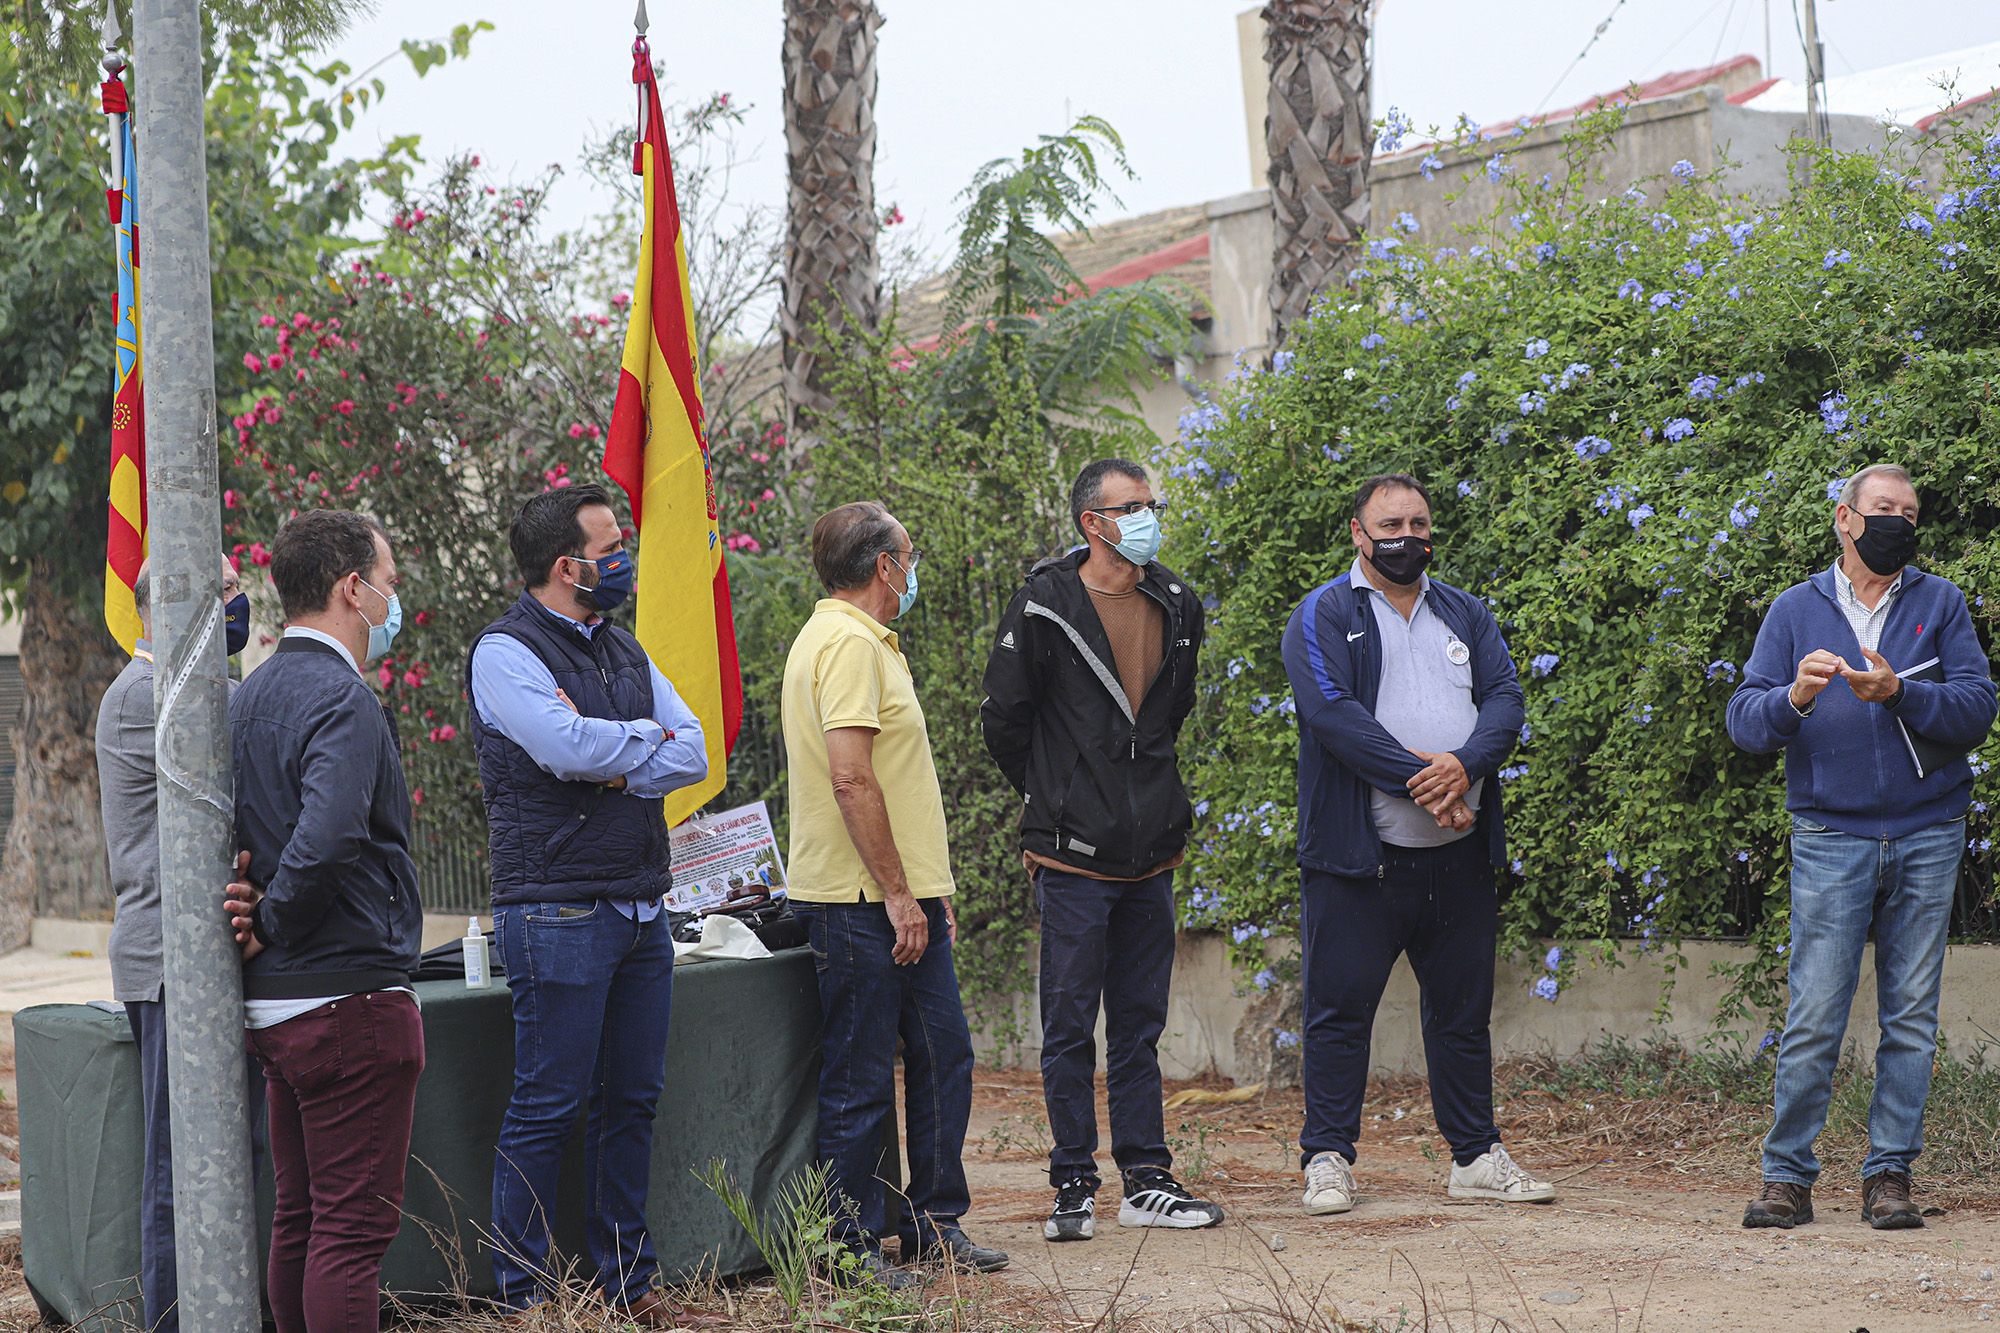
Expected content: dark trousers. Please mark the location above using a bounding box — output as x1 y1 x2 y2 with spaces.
793 898 973 1252
1300 838 1501 1168
248 991 424 1333
125 1000 179 1333
490 902 675 1309
1035 867 1176 1191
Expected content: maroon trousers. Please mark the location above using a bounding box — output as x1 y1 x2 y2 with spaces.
248 991 424 1333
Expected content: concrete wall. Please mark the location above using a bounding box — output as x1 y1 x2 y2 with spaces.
979 931 2000 1082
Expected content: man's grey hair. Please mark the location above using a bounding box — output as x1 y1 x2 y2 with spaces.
810 501 903 593
1838 463 1914 510
133 561 149 613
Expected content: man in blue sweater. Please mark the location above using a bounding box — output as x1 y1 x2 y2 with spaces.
1280 474 1554 1217
1729 463 1997 1231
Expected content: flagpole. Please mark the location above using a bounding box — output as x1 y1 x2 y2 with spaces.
127 0 262 1325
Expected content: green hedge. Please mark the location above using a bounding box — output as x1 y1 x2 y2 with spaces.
1165 110 2000 1022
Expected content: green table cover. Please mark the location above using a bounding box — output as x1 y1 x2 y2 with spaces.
17 946 821 1327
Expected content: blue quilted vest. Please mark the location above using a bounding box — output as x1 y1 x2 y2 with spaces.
467 592 671 906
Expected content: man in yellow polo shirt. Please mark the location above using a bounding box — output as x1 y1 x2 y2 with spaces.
782 501 1008 1284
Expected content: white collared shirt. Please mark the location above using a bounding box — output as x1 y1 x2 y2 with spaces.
1832 561 1903 655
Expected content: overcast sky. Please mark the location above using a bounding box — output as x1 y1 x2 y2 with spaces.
324 0 1996 316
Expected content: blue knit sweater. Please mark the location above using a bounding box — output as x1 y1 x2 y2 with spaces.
1727 565 1997 839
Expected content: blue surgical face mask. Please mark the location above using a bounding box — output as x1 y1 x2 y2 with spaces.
223 592 251 656
1100 505 1162 566
571 549 634 613
359 578 402 661
887 553 919 619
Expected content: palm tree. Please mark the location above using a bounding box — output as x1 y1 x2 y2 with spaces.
1262 0 1373 351
779 0 884 470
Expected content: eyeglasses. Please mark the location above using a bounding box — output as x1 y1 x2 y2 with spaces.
1089 501 1168 518
890 549 922 573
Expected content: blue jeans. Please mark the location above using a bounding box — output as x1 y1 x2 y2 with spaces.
125 999 179 1333
792 898 973 1252
1036 867 1175 1190
1764 815 1966 1185
490 901 675 1308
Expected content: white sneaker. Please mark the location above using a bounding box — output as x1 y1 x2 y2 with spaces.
1448 1146 1556 1203
1302 1151 1356 1215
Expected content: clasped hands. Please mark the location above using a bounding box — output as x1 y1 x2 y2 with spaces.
1791 647 1900 711
1407 749 1474 830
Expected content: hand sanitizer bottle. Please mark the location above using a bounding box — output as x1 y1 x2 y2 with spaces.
463 916 491 990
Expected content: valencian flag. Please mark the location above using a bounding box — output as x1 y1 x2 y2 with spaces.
602 20 742 825
102 64 147 652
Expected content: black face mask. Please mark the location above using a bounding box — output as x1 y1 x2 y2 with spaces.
1852 514 1918 577
1366 532 1434 586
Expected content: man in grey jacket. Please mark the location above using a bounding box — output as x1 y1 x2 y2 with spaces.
97 555 250 1333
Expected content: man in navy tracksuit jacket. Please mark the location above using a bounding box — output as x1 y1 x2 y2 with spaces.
1280 473 1555 1217
1729 463 1997 1231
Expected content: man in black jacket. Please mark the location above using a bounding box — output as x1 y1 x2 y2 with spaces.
224 509 423 1333
980 459 1221 1242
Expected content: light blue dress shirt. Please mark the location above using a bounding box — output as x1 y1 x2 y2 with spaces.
470 604 708 921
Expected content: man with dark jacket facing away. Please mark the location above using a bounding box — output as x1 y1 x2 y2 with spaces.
467 484 714 1326
223 510 423 1333
1280 473 1555 1217
981 459 1223 1242
1728 463 1997 1231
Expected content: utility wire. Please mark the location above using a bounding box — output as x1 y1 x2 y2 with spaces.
1531 0 1634 116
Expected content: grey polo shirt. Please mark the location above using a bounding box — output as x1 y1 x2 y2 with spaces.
1353 560 1484 849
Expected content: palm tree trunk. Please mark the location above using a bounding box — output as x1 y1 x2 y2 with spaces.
780 0 884 474
1262 0 1372 351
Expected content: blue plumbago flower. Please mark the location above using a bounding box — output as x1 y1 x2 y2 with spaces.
1724 220 1756 249
1901 212 1934 237
1227 658 1246 679
1510 859 1525 875
1819 392 1850 432
1493 421 1514 444
1188 884 1219 912
1688 374 1720 399
1194 799 1211 818
1825 477 1845 501
1359 330 1386 350
1706 659 1739 682
1545 945 1563 969
1759 1030 1779 1053
1530 652 1560 677
1445 396 1462 412
1650 212 1679 233
1524 337 1550 359
1662 417 1695 441
1730 499 1759 530
1824 248 1852 269
1573 435 1613 459
1274 1029 1302 1052
1457 479 1477 497
1730 372 1766 392
1735 849 1750 863
1606 851 1623 872
1627 503 1656 529
1253 968 1277 992
1634 702 1655 724
1519 722 1533 743
1725 284 1743 300
1939 241 1970 271
1419 153 1443 180
1435 245 1460 261
1366 237 1402 261
1486 153 1510 182
1557 362 1591 389
1534 241 1560 261
1649 290 1685 311
1622 184 1648 203
1532 976 1560 1002
1469 243 1490 258
1322 443 1345 463
1618 278 1645 300
1671 158 1696 180
1277 696 1296 718
1498 763 1529 782
1249 694 1270 716
1937 191 1964 222
1681 260 1705 278
1375 105 1413 153
1594 484 1633 514
1272 350 1295 375
1518 390 1548 415
1394 211 1420 233
1688 226 1715 246
1456 370 1478 390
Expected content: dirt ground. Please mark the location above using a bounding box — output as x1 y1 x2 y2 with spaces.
958 1068 2000 1332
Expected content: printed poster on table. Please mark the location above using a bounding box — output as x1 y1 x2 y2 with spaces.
665 800 788 913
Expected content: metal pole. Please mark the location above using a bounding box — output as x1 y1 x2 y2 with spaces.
1800 0 1830 145
1763 0 1772 83
130 0 262 1327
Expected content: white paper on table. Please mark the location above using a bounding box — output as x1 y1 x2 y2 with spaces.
671 912 773 964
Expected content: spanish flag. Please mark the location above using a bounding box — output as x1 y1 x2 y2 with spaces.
602 31 742 825
103 70 146 653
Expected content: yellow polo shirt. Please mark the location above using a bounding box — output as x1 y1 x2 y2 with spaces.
782 599 955 902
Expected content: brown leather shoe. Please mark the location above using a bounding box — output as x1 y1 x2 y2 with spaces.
1862 1171 1925 1230
1742 1179 1814 1228
612 1289 731 1329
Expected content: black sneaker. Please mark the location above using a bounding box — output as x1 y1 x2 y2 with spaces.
1044 1176 1097 1242
1119 1167 1224 1230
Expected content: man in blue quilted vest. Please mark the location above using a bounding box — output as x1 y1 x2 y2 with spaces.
468 483 714 1327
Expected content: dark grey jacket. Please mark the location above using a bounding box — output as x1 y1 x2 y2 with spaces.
98 650 160 1003
231 635 421 1000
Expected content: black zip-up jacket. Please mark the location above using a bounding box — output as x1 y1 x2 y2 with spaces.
980 550 1204 878
232 636 422 1000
